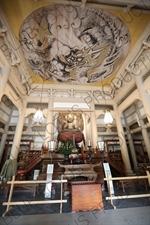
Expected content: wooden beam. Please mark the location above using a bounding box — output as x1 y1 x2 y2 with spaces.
2 177 68 217
3 200 67 206
106 194 150 200
7 179 67 184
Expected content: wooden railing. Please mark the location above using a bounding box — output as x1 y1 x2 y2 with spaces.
2 175 67 217
18 150 42 174
24 151 42 174
104 153 126 176
17 149 126 178
104 171 150 209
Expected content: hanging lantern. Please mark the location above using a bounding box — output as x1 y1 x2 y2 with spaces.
33 108 45 124
104 110 113 125
32 80 45 124
97 141 105 151
48 140 56 152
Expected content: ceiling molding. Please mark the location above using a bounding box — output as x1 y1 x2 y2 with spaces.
35 0 150 13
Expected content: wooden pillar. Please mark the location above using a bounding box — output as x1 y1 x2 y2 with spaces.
114 103 134 175
10 100 27 160
90 100 98 148
44 97 54 146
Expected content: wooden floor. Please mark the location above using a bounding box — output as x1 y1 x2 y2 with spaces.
0 206 150 225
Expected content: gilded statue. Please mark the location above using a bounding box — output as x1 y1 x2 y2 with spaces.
57 112 84 133
57 112 85 145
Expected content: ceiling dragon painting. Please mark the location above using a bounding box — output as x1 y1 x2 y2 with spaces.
19 4 131 85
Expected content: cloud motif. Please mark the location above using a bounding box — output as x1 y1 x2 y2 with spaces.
19 4 130 84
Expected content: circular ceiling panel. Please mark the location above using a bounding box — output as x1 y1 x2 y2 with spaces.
19 4 130 84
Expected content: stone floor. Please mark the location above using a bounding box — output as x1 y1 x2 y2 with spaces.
0 206 150 225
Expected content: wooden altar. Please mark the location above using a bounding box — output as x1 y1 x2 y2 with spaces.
58 162 101 181
58 162 102 196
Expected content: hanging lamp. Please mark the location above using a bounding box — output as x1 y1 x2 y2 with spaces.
33 108 45 124
33 80 45 124
104 110 113 125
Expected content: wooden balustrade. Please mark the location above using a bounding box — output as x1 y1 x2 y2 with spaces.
16 148 126 181
2 175 67 217
104 172 150 209
105 154 126 176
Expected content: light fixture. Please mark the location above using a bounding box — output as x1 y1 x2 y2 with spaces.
33 80 45 124
104 110 113 125
48 140 56 152
48 140 56 163
97 141 105 152
97 141 105 162
33 108 45 124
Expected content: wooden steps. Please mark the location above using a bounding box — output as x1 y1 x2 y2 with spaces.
105 155 126 176
25 156 42 174
17 150 126 181
18 151 42 175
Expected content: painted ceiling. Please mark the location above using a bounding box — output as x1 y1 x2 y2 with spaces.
1 0 150 86
19 4 130 84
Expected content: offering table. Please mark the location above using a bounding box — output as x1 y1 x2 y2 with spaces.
58 162 101 181
71 181 104 212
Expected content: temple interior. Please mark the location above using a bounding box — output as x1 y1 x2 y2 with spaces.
0 0 150 224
